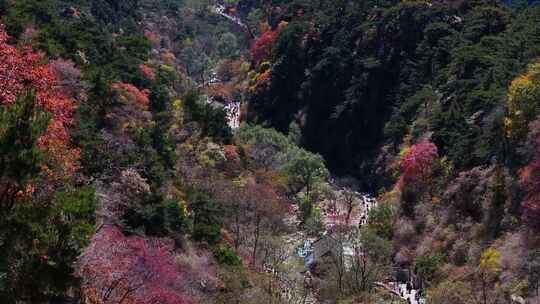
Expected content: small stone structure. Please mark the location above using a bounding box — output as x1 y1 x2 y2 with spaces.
305 234 342 268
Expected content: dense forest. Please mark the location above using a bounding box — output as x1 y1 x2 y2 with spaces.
2 0 540 303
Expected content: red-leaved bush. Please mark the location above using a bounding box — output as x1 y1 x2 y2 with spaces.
250 29 279 63
0 24 80 177
112 82 150 108
139 63 156 80
77 226 194 304
398 139 439 190
521 135 540 230
144 29 161 47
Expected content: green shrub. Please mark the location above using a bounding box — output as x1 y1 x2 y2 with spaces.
193 223 221 244
0 186 96 301
367 202 397 240
188 190 223 244
184 91 232 142
304 208 325 236
415 253 445 285
123 198 190 237
212 244 242 266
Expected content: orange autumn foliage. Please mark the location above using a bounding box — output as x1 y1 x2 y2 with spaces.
223 145 242 176
111 82 150 108
256 69 272 83
250 29 279 63
0 24 80 178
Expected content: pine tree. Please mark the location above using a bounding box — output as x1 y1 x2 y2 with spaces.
485 166 506 239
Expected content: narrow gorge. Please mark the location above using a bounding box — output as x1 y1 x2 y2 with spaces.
1 1 540 304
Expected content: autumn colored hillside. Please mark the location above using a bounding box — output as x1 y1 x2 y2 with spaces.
2 1 540 304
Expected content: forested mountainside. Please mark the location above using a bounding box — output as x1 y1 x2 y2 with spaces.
246 0 540 180
2 0 540 303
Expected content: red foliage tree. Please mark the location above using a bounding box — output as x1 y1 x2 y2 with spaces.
77 226 194 304
521 135 540 230
250 29 279 63
139 63 156 80
398 139 439 191
144 29 161 47
0 24 79 178
111 82 151 108
223 145 242 176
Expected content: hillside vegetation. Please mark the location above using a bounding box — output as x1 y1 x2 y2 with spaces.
1 0 540 304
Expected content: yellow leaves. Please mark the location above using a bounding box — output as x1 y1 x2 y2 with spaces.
173 99 183 110
248 70 258 82
479 248 502 275
510 74 533 93
197 142 226 167
171 99 184 128
258 61 272 73
180 142 194 152
179 200 190 216
232 176 248 188
528 59 540 77
508 75 535 116
240 61 251 74
247 62 273 93
278 21 289 31
505 58 540 140
160 64 175 74
391 144 411 179
439 156 454 176
504 117 513 135
379 188 400 205
399 145 411 158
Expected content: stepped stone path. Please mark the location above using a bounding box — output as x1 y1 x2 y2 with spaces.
292 183 427 304
212 4 248 30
